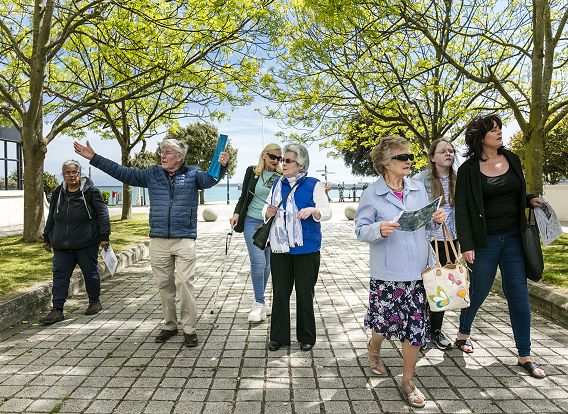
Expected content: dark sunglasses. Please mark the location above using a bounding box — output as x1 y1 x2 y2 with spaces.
266 153 282 162
282 158 298 164
391 153 414 162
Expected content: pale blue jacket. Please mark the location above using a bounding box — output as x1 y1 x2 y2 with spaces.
354 175 434 282
413 170 457 241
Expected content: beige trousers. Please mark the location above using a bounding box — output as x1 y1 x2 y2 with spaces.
149 238 197 334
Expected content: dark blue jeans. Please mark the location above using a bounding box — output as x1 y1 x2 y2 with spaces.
459 229 532 356
52 243 101 309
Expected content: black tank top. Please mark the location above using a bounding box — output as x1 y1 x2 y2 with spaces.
481 168 521 235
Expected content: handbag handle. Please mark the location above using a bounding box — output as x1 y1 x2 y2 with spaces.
427 222 461 269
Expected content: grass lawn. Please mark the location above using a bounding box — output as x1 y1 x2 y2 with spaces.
542 233 568 292
0 214 150 299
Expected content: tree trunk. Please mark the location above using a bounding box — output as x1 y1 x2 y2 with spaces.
21 124 47 242
525 131 545 196
199 189 205 204
122 183 132 220
121 147 132 220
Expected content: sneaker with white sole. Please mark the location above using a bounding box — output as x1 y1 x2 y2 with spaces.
264 305 271 316
248 302 266 323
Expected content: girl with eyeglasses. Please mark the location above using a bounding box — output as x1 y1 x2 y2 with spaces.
413 138 458 351
354 136 446 408
230 144 283 323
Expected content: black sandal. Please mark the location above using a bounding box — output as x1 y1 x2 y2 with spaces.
518 361 546 379
454 338 474 353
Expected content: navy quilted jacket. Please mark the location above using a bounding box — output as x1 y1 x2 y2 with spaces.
91 154 226 239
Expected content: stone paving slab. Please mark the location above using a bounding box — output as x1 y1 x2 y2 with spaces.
0 217 567 413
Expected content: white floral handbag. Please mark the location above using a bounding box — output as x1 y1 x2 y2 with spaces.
421 223 470 312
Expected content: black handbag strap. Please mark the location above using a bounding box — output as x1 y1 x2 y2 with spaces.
263 181 299 227
274 181 299 209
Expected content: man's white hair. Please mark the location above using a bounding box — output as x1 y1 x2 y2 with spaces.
160 139 188 157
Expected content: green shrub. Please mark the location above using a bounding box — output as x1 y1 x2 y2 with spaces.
101 191 110 204
43 172 59 195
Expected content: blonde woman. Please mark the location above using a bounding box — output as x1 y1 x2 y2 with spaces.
230 144 283 322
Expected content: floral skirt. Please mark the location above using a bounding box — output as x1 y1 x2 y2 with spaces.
364 279 431 347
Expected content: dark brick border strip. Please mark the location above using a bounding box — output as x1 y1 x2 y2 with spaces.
0 240 149 331
493 273 568 326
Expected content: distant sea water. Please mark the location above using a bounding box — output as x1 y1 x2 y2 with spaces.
95 185 363 205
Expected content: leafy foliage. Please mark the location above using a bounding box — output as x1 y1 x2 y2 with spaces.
8 170 58 194
0 0 281 238
164 122 238 178
509 119 568 184
397 0 568 195
43 172 59 195
132 151 160 170
100 191 110 205
267 0 501 156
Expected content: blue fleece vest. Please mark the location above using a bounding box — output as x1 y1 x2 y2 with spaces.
276 176 322 255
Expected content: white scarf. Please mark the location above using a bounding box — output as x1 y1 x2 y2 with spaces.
269 173 306 253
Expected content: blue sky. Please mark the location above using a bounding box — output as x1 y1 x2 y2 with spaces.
43 96 519 187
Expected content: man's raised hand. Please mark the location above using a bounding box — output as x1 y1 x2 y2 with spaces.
73 141 95 160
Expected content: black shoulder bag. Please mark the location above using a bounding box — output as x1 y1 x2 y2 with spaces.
252 182 298 250
520 209 544 282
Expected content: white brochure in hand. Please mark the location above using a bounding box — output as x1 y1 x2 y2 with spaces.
534 196 563 247
101 244 118 275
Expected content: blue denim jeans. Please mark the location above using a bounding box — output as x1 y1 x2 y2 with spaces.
459 228 532 356
243 215 271 304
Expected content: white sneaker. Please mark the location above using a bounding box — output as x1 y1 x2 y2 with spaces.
264 305 272 316
248 302 266 323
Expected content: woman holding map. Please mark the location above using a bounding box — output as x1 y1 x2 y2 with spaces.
413 138 459 351
354 136 446 408
229 143 283 323
454 114 545 379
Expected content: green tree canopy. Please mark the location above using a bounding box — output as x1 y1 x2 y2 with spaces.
266 0 501 157
510 121 568 185
398 0 568 195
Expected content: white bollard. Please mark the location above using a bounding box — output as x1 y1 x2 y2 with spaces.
344 204 358 220
202 207 219 222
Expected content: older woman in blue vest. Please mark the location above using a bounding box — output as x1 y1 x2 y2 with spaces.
263 143 332 352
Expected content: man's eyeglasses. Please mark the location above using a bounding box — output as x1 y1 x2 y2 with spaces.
391 154 414 162
63 171 80 176
435 149 455 155
162 151 178 157
282 158 298 164
266 153 282 162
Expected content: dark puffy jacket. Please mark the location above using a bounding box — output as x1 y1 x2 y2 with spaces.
43 177 111 250
90 154 226 239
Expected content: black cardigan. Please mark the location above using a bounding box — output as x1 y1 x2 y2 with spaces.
455 149 535 252
233 165 261 233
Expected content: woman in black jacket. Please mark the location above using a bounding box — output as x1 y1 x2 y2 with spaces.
454 114 545 379
229 144 282 323
40 160 111 324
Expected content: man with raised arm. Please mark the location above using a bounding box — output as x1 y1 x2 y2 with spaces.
74 139 229 347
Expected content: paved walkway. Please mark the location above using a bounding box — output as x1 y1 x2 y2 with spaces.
0 204 567 413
